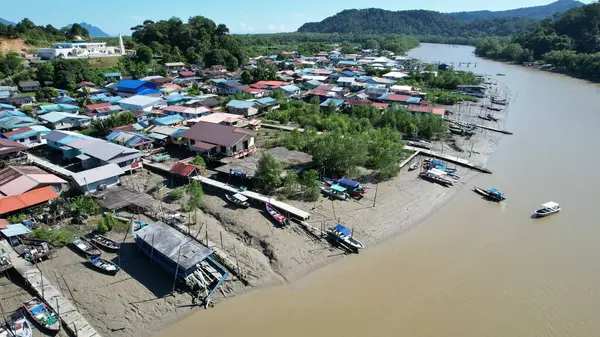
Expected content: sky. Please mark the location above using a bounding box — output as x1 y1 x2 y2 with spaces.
1 0 594 36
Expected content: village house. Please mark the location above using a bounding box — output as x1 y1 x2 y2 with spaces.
104 72 122 82
320 98 344 111
255 97 280 113
0 138 27 160
382 71 409 80
0 186 59 217
408 105 445 118
132 110 163 123
378 93 422 105
367 77 396 87
2 96 34 108
18 81 41 92
118 95 165 111
70 163 124 194
169 161 203 179
187 112 246 127
161 105 211 120
115 80 160 97
179 71 196 78
337 77 355 88
0 113 40 131
3 125 51 146
44 130 142 170
87 105 124 120
0 165 67 196
208 65 227 73
164 62 186 73
38 104 80 115
152 114 185 127
244 88 267 98
181 122 256 158
279 84 301 98
146 125 189 146
38 112 91 130
106 130 154 150
85 102 112 113
226 100 259 117
214 80 248 95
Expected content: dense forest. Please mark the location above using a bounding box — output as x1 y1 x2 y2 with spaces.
475 2 600 81
450 0 583 21
298 9 540 38
0 19 90 45
130 17 245 70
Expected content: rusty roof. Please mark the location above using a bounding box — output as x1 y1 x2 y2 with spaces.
181 122 252 147
0 186 58 215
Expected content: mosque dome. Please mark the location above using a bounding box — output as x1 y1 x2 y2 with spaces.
72 35 83 41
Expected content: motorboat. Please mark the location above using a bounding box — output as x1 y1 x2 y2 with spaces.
408 163 419 171
473 186 505 201
320 184 348 200
534 201 561 217
327 224 364 252
225 193 250 208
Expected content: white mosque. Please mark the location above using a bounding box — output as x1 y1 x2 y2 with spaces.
38 34 126 59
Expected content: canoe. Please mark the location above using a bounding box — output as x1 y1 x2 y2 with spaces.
71 237 102 257
225 193 250 208
23 299 60 333
5 317 33 337
408 163 419 171
91 234 120 252
265 203 289 226
327 224 364 252
88 256 120 275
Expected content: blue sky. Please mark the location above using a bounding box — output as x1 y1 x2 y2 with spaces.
1 0 593 35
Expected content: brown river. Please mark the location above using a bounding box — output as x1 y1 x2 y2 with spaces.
162 44 600 337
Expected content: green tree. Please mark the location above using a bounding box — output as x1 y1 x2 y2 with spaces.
66 23 89 39
281 170 299 198
241 71 252 84
185 180 204 211
136 45 154 64
299 170 320 201
168 187 184 200
191 155 206 168
255 152 282 194
35 87 59 101
310 132 368 177
36 63 55 84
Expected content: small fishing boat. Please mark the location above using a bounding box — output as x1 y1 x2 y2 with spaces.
71 237 101 257
534 201 561 217
473 186 505 201
23 299 60 333
322 177 336 186
265 203 289 226
327 224 364 251
91 234 120 252
487 105 503 111
88 256 120 275
0 248 13 273
478 115 493 121
492 97 507 105
320 184 348 200
225 193 250 208
133 220 149 231
408 163 419 171
5 317 33 337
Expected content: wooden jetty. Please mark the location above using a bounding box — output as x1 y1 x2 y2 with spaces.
261 123 323 135
472 123 514 135
26 153 73 179
142 159 311 220
399 150 420 169
0 240 101 337
403 146 492 174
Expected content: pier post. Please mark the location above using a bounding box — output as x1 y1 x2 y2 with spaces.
56 298 60 320
172 246 182 294
233 245 240 276
150 233 155 264
220 231 223 250
373 183 379 207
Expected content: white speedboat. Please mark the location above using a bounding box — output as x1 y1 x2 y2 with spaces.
534 201 561 217
327 224 364 251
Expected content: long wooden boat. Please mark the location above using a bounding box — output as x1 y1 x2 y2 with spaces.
473 186 505 201
91 234 120 252
5 317 33 337
23 298 60 333
327 224 364 252
265 203 289 226
225 193 250 208
71 237 102 257
419 172 453 186
87 256 120 275
320 184 348 200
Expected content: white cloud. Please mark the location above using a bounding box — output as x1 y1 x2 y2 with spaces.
239 22 255 32
267 24 276 31
267 24 286 32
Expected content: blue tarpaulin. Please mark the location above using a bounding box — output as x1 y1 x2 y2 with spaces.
338 178 359 188
332 224 351 236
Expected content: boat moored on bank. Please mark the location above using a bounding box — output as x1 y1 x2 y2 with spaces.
473 186 506 201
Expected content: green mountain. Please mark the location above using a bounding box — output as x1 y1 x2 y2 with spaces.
0 18 14 26
297 9 539 37
66 22 110 37
451 0 584 21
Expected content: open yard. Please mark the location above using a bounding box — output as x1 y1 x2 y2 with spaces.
86 56 122 69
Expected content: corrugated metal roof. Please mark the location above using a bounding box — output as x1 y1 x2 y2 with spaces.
70 163 124 187
0 223 32 237
154 115 184 126
119 95 162 107
0 186 58 215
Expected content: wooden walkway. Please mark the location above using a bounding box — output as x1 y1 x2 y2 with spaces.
260 123 323 134
26 153 74 179
403 146 492 174
0 241 101 337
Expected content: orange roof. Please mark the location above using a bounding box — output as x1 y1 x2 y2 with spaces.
0 219 8 229
0 186 58 215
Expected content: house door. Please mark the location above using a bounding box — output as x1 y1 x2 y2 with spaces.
243 140 249 149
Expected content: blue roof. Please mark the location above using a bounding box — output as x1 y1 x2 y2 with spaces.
256 97 278 105
337 60 357 66
116 79 147 90
53 96 76 104
320 98 344 107
154 114 184 126
102 96 123 103
138 88 162 96
227 100 256 109
0 91 10 99
0 223 32 237
166 95 187 103
6 126 51 140
338 178 359 188
407 97 421 104
104 72 121 78
281 84 300 92
0 111 27 118
172 128 187 137
39 104 79 114
90 93 108 101
0 116 39 130
332 224 351 236
342 70 357 76
0 103 16 110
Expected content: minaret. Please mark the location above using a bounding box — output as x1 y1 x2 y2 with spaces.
119 33 125 55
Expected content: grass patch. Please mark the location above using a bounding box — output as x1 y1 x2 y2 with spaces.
87 56 122 69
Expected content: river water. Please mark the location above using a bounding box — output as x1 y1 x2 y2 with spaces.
162 44 600 337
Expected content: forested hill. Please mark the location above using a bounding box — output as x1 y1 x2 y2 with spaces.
450 0 584 21
475 2 600 81
297 9 539 37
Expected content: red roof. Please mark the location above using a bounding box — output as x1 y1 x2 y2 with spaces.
307 89 331 97
193 142 217 151
245 88 266 94
77 81 95 88
3 127 32 137
86 102 111 111
312 69 333 75
0 219 8 229
179 71 196 77
170 162 202 177
420 99 430 106
408 105 445 117
372 103 390 110
0 186 58 215
386 94 411 102
249 81 289 89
